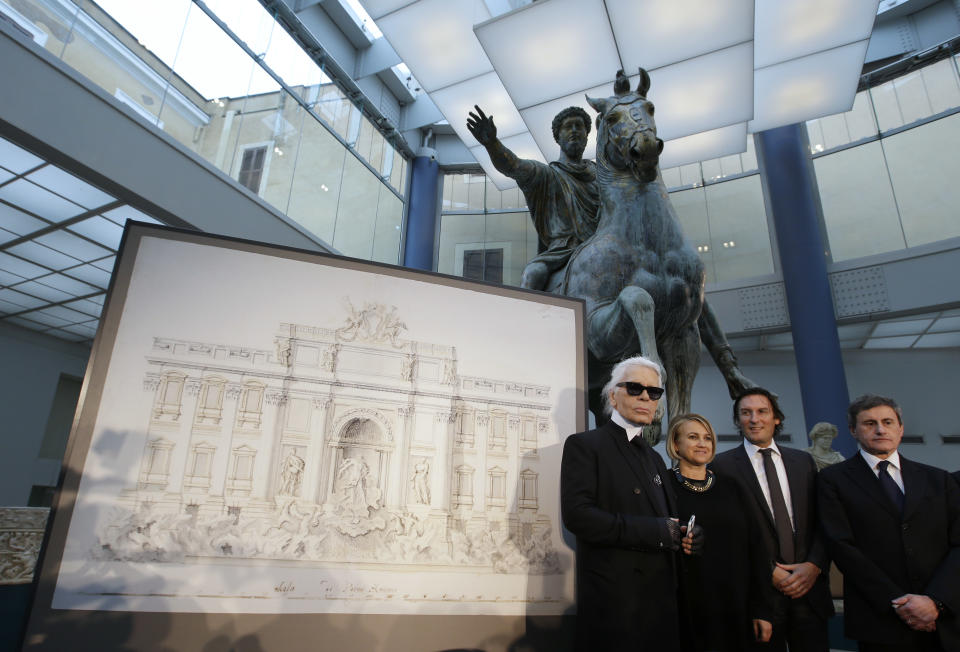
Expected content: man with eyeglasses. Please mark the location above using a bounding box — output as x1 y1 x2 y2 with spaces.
818 394 960 651
561 355 703 652
710 387 833 651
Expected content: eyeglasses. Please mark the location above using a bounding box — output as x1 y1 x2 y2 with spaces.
616 382 664 400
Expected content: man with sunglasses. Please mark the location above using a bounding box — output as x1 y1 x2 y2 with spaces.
711 387 832 651
561 355 703 651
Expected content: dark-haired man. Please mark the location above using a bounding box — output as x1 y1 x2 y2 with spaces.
711 388 832 650
818 394 960 651
467 105 599 290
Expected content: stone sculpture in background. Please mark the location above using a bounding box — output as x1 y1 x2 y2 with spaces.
805 421 846 470
469 70 754 442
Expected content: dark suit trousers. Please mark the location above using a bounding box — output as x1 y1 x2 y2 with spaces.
859 633 942 652
764 594 829 652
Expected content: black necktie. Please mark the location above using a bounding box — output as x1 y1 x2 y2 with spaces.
759 448 795 563
630 434 668 515
877 460 905 514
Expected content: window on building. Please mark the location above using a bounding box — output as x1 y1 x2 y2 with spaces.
140 438 174 489
196 377 226 425
462 248 503 283
487 467 506 509
227 445 256 495
238 145 268 193
456 408 475 448
453 465 474 508
519 469 538 510
153 372 186 421
237 382 265 430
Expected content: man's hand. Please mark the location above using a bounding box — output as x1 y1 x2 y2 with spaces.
753 619 772 643
774 561 820 598
892 594 939 632
466 105 497 146
680 523 704 556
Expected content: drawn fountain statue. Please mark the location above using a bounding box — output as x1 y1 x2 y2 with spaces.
470 69 755 442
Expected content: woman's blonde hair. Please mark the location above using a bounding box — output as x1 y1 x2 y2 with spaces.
665 413 716 463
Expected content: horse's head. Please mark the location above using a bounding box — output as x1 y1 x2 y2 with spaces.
587 69 663 183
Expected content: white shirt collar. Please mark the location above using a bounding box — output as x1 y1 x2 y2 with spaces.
743 438 781 459
859 448 901 472
611 410 645 442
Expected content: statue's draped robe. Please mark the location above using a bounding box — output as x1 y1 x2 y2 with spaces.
515 160 600 273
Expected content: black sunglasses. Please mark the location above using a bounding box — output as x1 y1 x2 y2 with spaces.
616 382 664 400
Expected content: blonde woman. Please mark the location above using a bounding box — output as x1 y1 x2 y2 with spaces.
666 413 774 651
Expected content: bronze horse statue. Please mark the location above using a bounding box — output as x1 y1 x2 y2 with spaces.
548 70 753 441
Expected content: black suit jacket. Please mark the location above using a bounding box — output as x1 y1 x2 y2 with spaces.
710 444 833 620
818 453 960 648
561 419 681 652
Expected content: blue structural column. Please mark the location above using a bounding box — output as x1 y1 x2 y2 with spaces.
755 124 856 457
402 148 440 271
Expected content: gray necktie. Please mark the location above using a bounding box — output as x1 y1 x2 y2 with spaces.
760 448 795 563
877 460 904 514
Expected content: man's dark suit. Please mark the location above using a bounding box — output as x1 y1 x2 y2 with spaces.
561 419 680 652
818 454 960 650
711 444 833 649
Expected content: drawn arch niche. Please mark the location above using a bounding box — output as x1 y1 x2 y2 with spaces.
321 409 394 507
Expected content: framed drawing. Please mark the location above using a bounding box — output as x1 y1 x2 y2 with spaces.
23 223 587 651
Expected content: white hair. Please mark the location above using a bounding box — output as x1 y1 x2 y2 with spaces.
601 355 664 415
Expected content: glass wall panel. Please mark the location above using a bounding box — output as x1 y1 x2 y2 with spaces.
332 154 382 259
807 91 878 153
702 175 774 283
815 141 905 261
670 188 716 282
285 117 347 244
371 185 404 264
882 113 960 246
437 211 536 287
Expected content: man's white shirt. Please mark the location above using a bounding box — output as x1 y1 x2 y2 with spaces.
859 448 905 492
611 410 646 443
744 439 796 529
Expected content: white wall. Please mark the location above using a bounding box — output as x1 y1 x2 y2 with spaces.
0 323 89 505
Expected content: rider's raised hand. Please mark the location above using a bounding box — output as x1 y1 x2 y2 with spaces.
467 105 497 146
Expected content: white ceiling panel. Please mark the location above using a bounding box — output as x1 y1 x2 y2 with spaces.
21 309 71 328
38 304 93 322
0 268 26 286
0 288 47 310
607 0 754 72
647 42 754 141
61 322 99 338
871 318 933 337
27 166 115 208
67 216 125 251
928 315 960 332
6 280 73 303
0 179 85 221
0 169 13 184
0 228 17 246
36 229 112 261
6 241 79 270
475 0 620 109
863 335 919 349
360 0 417 20
63 298 104 317
0 252 48 279
0 138 43 174
64 264 112 288
755 0 880 68
749 41 870 134
377 0 492 92
659 123 747 170
432 72 527 146
0 202 48 235
91 255 116 272
914 332 960 348
101 205 160 225
35 273 99 296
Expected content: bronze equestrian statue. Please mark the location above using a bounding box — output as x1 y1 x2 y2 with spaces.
469 70 753 442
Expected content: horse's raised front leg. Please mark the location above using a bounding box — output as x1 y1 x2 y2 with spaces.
586 285 661 367
586 285 665 444
660 325 701 422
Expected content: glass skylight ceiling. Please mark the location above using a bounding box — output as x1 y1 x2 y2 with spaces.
0 137 163 345
726 309 960 353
